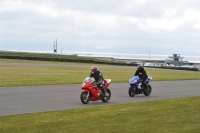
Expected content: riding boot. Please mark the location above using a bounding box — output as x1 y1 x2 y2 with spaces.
101 88 106 96
143 83 147 90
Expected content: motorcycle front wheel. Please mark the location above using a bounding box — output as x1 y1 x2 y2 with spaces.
80 92 90 104
128 85 136 97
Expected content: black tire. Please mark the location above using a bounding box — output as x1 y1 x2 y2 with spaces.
144 85 152 96
128 85 136 97
101 88 111 102
80 92 90 104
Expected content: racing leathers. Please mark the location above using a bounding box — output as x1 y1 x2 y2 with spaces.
90 70 105 96
134 67 148 88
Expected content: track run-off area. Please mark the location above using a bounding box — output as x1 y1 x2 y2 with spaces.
0 61 200 116
0 80 200 116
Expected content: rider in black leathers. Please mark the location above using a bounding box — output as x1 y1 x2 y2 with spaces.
90 65 106 96
134 65 148 88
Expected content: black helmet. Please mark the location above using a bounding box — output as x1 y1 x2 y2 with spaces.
137 65 143 71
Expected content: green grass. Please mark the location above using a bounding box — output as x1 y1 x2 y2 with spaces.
0 59 200 87
0 59 200 133
0 96 199 133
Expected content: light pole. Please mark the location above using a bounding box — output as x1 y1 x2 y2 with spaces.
61 48 63 55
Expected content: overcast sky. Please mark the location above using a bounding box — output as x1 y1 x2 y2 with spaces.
1 0 200 56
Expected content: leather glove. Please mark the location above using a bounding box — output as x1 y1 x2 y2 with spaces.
92 82 97 86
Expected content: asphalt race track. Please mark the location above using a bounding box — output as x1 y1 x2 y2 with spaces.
0 80 200 116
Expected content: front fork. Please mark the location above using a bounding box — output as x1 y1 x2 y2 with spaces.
82 89 90 98
86 92 90 98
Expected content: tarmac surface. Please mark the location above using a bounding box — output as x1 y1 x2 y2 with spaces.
0 80 200 116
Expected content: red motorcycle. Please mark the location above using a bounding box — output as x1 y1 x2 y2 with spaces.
80 77 111 104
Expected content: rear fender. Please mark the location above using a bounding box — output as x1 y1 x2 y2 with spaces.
148 76 152 82
104 79 111 88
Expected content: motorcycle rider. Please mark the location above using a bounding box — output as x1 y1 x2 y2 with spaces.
134 65 148 89
89 65 106 96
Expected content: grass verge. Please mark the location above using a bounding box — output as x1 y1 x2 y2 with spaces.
0 96 199 133
0 60 200 87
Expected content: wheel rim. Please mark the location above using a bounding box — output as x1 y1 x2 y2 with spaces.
129 88 135 96
145 86 151 94
102 90 111 101
104 92 110 100
131 89 134 95
82 93 89 102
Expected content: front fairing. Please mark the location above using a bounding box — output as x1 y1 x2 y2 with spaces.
81 77 101 101
82 81 92 89
129 76 139 85
82 77 94 89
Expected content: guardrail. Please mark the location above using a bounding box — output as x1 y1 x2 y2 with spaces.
148 66 199 71
0 51 199 71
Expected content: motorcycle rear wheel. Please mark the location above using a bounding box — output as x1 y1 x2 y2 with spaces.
128 85 136 97
101 88 111 102
80 92 90 104
144 85 152 96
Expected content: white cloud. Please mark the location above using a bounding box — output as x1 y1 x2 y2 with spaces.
193 22 200 29
0 0 58 17
1 0 200 56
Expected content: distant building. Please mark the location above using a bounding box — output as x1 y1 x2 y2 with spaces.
165 54 185 66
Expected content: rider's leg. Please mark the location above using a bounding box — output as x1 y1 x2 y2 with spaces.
142 78 148 89
98 83 106 96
